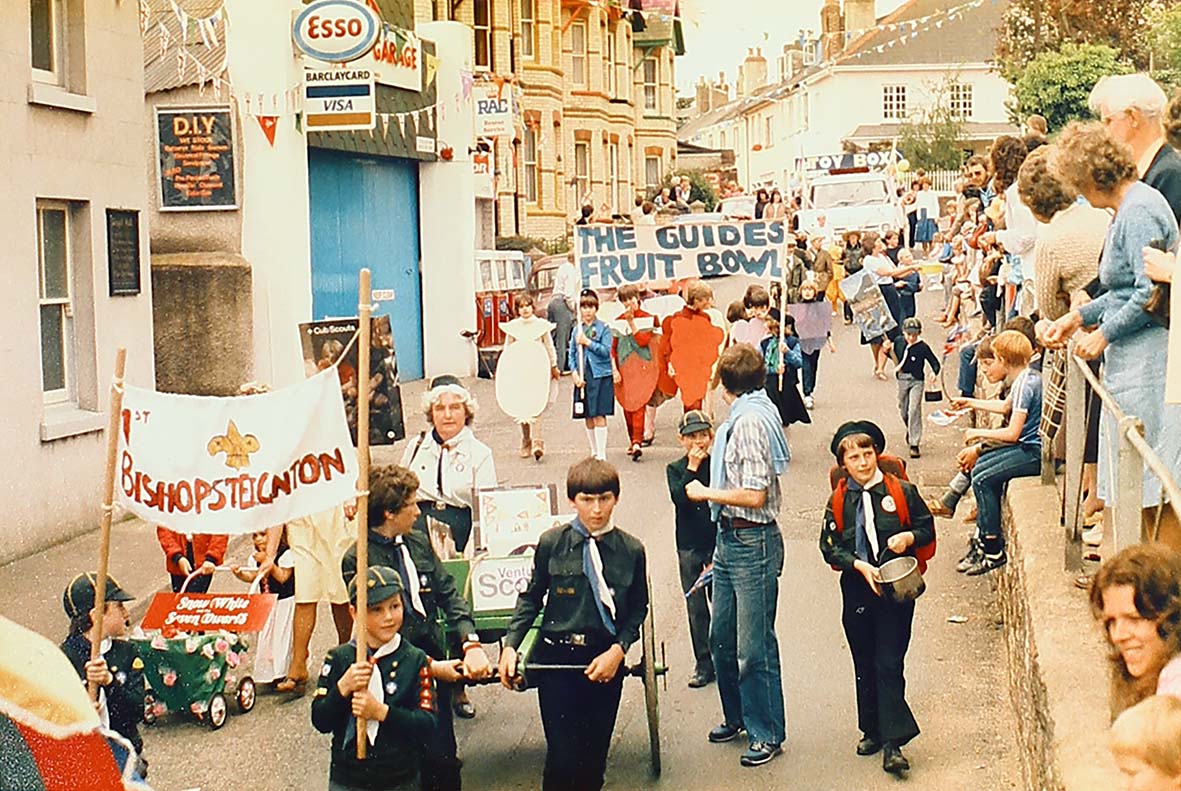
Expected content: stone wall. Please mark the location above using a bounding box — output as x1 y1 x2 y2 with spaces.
996 479 1120 791
151 253 253 396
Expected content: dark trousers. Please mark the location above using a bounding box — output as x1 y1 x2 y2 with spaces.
839 571 919 747
535 640 624 791
422 681 460 791
549 299 575 372
677 547 714 676
170 573 212 594
801 348 821 397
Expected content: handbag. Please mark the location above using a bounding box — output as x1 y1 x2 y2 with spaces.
924 372 942 403
1145 283 1171 328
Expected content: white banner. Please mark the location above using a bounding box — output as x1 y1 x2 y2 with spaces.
117 368 359 534
575 220 791 290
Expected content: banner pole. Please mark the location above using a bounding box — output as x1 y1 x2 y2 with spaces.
90 347 127 701
355 268 372 760
778 254 788 391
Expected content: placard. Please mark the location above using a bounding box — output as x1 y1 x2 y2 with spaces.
303 67 376 131
105 209 141 296
470 556 533 612
473 82 512 137
156 107 236 211
140 592 277 633
298 315 406 444
475 485 556 556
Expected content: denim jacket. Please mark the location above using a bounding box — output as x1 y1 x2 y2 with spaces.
568 318 613 378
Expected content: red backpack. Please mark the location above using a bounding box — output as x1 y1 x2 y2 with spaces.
828 470 937 574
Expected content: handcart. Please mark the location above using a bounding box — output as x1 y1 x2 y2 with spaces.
133 568 271 730
429 485 668 777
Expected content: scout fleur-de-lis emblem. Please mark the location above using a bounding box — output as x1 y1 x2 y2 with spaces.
207 420 260 470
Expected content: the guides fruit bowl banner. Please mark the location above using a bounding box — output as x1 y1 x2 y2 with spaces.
116 368 359 534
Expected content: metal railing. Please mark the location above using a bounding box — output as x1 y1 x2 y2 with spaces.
1060 344 1181 570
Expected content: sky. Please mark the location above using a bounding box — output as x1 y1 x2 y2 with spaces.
676 0 910 94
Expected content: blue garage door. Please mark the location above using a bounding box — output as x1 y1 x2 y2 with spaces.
308 149 424 380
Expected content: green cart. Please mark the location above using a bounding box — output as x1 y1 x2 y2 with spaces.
436 497 667 777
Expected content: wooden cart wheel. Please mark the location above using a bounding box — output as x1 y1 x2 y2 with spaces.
641 577 661 778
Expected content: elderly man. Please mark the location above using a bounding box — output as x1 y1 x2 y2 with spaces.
1091 74 1181 222
685 344 790 768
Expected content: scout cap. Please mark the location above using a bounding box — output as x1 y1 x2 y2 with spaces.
678 410 713 436
902 317 922 334
830 420 887 461
63 572 134 619
348 565 404 606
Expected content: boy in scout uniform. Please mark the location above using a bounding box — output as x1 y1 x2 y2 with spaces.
498 458 649 791
60 572 148 775
312 566 436 791
819 421 935 776
341 465 491 791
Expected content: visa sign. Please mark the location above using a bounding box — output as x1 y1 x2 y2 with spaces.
293 0 382 63
474 82 513 137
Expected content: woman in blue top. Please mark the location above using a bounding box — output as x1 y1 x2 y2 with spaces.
1048 121 1181 537
570 289 616 460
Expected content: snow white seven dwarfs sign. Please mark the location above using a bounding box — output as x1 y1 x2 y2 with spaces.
117 368 359 534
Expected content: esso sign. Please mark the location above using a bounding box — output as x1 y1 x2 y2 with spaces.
293 0 382 63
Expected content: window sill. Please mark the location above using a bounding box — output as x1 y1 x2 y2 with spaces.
41 405 106 442
28 82 97 114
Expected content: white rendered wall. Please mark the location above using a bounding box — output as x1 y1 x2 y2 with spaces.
417 21 477 379
224 0 313 388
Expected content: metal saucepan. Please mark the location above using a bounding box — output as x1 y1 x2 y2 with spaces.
878 556 926 603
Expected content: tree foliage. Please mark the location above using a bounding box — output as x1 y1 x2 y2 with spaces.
660 169 719 210
996 0 1172 81
1010 43 1130 131
896 78 968 172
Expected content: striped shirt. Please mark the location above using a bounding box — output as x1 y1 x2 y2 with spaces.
721 413 782 523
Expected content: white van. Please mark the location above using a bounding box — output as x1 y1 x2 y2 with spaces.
795 171 904 237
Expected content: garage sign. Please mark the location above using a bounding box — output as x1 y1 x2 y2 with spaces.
293 0 382 63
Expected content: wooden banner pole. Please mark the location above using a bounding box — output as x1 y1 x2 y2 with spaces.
355 269 373 759
778 268 788 391
90 347 128 701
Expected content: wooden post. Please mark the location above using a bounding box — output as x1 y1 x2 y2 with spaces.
90 347 128 701
777 272 788 390
355 268 373 759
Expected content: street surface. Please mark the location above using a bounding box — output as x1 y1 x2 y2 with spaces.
131 282 1020 791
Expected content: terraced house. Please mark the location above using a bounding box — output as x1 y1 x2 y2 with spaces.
418 0 684 242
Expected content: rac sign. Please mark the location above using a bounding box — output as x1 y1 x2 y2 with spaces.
293 0 382 63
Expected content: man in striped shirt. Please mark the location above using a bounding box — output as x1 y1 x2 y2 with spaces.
685 344 789 768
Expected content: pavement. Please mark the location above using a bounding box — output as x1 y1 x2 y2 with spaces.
2 280 1022 791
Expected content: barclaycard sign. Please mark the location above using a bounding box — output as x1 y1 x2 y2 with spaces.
293 0 382 63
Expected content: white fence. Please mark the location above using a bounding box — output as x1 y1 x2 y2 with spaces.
898 169 961 194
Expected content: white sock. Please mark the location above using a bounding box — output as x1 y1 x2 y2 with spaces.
594 426 608 459
585 426 596 456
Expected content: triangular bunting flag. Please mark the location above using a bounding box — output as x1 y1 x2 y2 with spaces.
197 16 212 49
398 113 407 136
425 52 439 89
380 113 389 136
139 0 151 35
256 115 278 146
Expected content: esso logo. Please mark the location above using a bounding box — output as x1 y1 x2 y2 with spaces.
293 0 382 63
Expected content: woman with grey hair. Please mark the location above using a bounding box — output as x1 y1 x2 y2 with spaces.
1046 121 1181 544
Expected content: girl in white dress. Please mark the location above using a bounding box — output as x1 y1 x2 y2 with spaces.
232 527 296 686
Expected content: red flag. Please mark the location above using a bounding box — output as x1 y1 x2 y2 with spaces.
256 115 278 146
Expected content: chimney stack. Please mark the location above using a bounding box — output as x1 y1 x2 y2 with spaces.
843 0 876 38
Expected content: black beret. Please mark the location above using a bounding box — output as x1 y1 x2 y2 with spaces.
830 420 886 460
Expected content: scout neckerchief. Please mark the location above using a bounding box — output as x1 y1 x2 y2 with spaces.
394 536 427 618
570 517 617 635
848 469 884 563
343 633 402 747
432 429 450 502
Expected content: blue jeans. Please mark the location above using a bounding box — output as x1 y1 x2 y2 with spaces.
801 349 820 397
971 444 1041 550
958 342 978 398
710 523 786 746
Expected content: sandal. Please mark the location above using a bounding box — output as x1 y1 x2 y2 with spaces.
275 676 308 696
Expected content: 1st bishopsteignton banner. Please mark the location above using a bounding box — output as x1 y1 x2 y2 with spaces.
575 220 792 290
116 367 359 534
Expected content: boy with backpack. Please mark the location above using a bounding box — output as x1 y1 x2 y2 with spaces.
819 420 936 777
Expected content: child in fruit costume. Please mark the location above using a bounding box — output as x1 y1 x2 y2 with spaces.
500 293 560 461
611 284 658 461
660 281 725 412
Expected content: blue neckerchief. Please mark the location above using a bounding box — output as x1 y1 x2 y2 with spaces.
570 519 616 636
848 479 871 563
708 390 791 520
